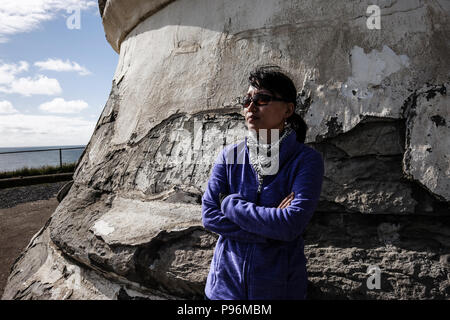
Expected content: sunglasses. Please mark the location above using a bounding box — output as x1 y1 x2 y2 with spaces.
239 93 287 109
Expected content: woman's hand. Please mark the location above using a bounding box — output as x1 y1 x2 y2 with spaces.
277 192 294 209
219 193 228 206
220 192 294 208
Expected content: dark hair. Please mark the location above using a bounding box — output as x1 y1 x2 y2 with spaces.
248 65 307 143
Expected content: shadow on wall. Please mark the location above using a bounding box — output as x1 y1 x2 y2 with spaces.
301 115 449 299
303 210 450 299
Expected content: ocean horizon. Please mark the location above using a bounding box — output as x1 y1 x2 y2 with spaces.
0 145 86 172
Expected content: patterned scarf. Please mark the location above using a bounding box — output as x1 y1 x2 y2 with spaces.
246 123 293 193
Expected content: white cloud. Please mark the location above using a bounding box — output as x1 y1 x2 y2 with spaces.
0 100 18 114
0 61 29 84
0 0 97 42
0 74 62 96
35 58 91 76
0 60 62 96
39 97 88 114
0 113 95 147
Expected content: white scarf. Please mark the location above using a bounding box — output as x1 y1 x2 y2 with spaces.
246 124 293 192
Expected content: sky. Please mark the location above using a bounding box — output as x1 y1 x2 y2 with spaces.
0 0 118 147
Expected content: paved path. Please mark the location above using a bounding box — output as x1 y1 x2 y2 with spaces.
0 184 62 298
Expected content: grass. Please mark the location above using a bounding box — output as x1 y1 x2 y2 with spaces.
0 163 76 179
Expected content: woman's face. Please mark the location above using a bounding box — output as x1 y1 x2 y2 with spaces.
243 85 294 134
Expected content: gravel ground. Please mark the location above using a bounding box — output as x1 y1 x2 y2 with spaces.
0 181 68 209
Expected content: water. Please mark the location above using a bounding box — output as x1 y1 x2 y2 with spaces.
0 145 86 172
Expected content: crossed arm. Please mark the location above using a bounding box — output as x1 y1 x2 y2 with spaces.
201 149 269 243
202 148 324 243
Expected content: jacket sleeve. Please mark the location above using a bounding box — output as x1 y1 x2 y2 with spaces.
221 150 324 242
202 148 267 243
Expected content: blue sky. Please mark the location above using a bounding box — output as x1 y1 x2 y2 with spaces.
0 0 118 147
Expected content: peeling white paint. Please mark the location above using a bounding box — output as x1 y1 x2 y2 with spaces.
92 220 115 237
341 45 410 99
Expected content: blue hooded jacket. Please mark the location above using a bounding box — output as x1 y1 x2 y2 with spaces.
202 129 324 300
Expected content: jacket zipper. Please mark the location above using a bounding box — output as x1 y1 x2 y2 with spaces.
247 175 263 298
245 242 256 299
256 176 263 205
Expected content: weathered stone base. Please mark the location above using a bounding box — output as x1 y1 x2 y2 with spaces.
304 212 450 299
3 210 449 300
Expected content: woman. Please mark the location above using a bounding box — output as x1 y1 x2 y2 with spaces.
202 66 324 300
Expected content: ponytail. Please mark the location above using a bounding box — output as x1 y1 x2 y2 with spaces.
287 112 307 144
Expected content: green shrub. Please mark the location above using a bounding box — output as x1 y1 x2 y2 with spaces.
0 163 76 179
